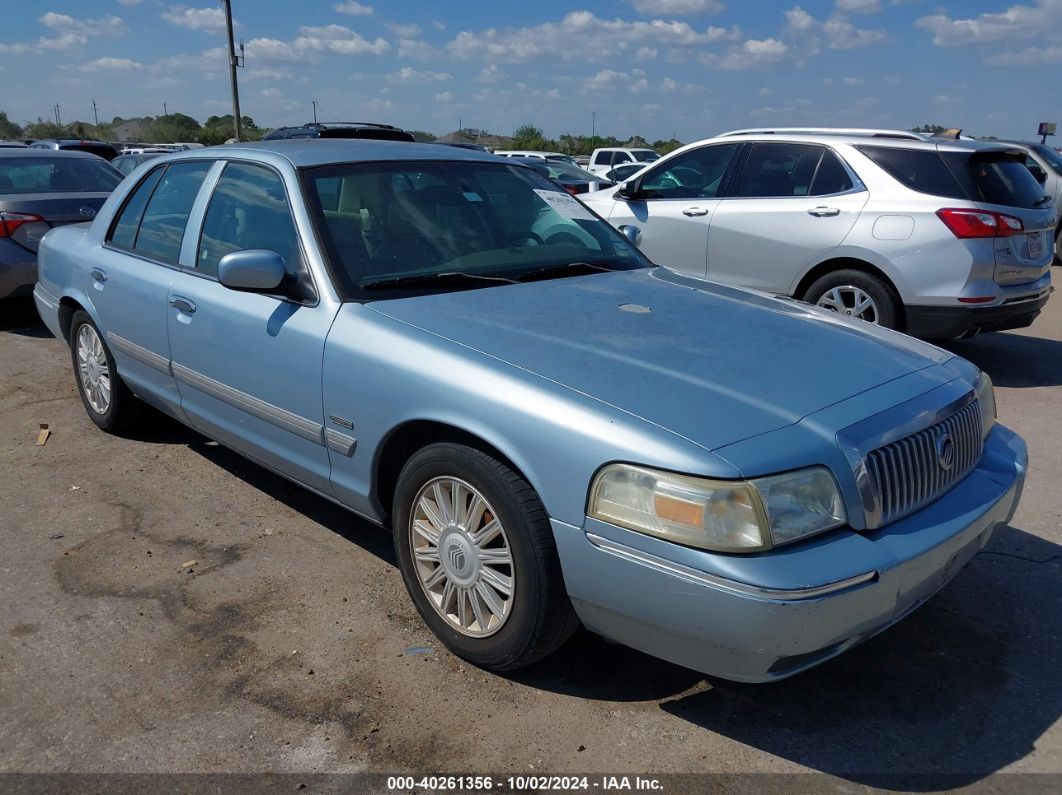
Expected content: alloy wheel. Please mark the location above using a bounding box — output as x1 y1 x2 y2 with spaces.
815 285 880 324
76 324 112 415
409 477 514 638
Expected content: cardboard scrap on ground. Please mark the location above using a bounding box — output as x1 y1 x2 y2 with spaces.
35 424 50 446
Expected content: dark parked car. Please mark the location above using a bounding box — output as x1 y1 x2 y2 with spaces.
28 139 119 161
111 152 166 176
0 149 122 299
263 122 414 143
511 157 614 195
434 142 491 153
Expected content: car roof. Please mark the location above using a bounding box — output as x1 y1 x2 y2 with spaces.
164 139 504 167
696 132 1023 154
0 147 109 160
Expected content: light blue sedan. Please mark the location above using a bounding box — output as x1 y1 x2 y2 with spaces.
34 141 1027 681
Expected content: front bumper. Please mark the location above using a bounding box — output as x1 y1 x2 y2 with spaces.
906 288 1051 339
553 425 1027 682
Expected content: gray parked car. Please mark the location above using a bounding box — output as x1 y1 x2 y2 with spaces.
33 141 1025 681
582 131 1054 339
999 140 1062 259
0 149 122 299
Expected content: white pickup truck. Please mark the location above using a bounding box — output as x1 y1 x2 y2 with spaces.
586 147 660 176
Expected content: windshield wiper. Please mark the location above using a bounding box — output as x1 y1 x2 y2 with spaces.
363 271 520 290
516 261 618 283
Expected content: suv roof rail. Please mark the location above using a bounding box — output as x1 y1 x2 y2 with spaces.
288 121 403 131
717 127 929 141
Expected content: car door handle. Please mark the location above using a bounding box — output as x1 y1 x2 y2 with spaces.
90 268 107 283
682 207 710 217
169 296 196 314
808 207 841 217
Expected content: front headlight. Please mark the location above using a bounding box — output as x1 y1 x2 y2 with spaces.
975 370 996 440
588 463 846 553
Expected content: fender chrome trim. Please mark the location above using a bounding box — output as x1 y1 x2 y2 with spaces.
324 428 357 456
585 532 877 601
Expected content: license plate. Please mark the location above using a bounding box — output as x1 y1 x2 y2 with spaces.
1028 231 1044 258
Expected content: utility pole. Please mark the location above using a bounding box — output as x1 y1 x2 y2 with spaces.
54 104 62 130
163 100 168 116
222 0 244 141
92 99 100 138
312 100 318 124
591 110 596 150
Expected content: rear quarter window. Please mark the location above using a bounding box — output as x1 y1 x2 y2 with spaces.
942 152 1046 210
856 146 967 200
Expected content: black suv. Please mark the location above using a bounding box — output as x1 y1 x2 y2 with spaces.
262 122 414 142
28 139 119 161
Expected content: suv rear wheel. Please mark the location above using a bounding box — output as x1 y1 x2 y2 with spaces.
804 269 900 330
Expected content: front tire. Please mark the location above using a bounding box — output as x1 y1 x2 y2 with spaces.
69 310 139 433
392 442 577 670
804 269 900 330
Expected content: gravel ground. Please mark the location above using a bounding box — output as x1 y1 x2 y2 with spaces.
0 294 1059 790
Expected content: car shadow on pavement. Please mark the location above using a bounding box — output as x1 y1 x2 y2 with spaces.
945 331 1062 388
654 524 1062 788
0 298 51 339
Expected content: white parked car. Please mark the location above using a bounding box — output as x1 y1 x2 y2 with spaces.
493 150 577 166
587 147 660 177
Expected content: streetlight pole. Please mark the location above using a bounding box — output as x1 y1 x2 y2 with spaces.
591 110 596 151
312 100 318 125
92 99 100 138
222 0 243 141
163 100 168 116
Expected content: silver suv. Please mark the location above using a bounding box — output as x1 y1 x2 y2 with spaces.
581 130 1054 339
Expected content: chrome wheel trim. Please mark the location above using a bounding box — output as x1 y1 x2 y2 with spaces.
815 285 880 324
76 324 112 415
409 476 514 638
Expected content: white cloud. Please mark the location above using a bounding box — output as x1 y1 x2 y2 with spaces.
448 11 740 63
334 1 374 15
716 37 789 69
293 24 390 55
161 6 228 32
387 23 421 37
476 64 505 83
917 1 1061 46
118 0 143 6
785 6 888 51
987 44 1062 65
758 86 772 96
842 76 864 85
629 0 725 14
81 56 142 71
396 38 442 60
0 12 125 55
258 87 283 98
636 46 658 60
835 0 881 14
435 91 453 103
661 77 678 91
388 66 452 82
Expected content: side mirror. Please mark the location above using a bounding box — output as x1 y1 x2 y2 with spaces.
218 249 286 292
618 224 642 247
616 178 642 200
1029 164 1048 184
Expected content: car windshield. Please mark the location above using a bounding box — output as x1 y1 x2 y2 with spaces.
1032 144 1062 174
0 156 123 194
520 160 600 182
633 150 660 162
305 160 650 297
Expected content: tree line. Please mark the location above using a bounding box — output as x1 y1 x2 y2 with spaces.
0 110 264 145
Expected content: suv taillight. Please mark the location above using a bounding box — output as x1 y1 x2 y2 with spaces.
0 211 46 238
936 208 1024 239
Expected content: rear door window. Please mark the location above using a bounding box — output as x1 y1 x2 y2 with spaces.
856 146 967 199
732 142 824 197
132 161 211 264
109 167 165 249
810 150 856 195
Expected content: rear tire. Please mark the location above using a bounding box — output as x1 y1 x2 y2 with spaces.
69 310 139 433
1054 221 1062 264
804 269 900 330
392 442 578 671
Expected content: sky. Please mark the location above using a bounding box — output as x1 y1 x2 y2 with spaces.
0 0 1059 141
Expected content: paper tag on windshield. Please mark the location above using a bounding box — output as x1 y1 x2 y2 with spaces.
533 189 595 220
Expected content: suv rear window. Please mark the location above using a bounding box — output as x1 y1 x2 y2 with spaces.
60 143 117 161
942 151 1046 210
856 146 966 200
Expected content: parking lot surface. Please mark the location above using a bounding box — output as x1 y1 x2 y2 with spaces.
1 294 1060 787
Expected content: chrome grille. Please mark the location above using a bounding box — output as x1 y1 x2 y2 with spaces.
864 400 983 526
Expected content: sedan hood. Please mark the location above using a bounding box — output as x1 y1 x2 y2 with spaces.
368 268 952 450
